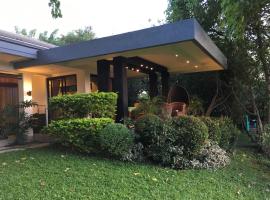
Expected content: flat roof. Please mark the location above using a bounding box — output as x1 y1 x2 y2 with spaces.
14 19 227 73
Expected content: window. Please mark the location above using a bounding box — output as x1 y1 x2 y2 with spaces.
47 75 77 98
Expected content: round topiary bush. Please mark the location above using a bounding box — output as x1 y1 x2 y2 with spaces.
99 123 134 158
170 116 208 157
200 117 221 143
135 114 164 146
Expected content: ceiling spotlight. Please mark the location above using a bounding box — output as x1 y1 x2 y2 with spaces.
194 65 199 68
186 60 190 64
175 54 179 57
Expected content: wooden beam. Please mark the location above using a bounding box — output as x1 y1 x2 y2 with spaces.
97 60 111 92
113 57 128 122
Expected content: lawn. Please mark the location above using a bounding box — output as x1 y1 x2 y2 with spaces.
0 140 269 200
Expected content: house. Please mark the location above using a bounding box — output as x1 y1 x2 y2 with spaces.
0 19 227 126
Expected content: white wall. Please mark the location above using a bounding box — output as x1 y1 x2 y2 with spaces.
32 75 47 114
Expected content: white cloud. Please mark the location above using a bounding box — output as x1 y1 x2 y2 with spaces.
1 0 167 37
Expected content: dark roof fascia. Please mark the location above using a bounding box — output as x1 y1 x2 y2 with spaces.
0 40 37 59
14 19 227 69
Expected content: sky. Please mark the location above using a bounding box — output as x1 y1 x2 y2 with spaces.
1 0 168 38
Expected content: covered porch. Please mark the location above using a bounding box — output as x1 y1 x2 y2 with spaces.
14 19 227 121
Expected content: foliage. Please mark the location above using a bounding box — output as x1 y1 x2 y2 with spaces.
15 26 95 46
200 116 221 143
131 96 165 119
170 116 208 157
188 95 204 116
218 117 240 150
0 101 38 144
171 141 230 170
43 118 113 153
49 92 117 119
122 142 145 162
134 114 164 146
48 0 62 18
99 123 134 159
262 124 270 157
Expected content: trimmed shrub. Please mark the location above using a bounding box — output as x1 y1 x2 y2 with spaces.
218 117 240 150
99 123 134 158
170 116 208 157
43 118 113 152
262 124 270 157
135 114 164 146
200 117 221 143
49 92 117 119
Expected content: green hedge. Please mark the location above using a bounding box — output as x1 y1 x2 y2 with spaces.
43 118 114 153
170 116 209 157
200 117 221 143
49 92 117 119
217 117 240 150
100 123 134 158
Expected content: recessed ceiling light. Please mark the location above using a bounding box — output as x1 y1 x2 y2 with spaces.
186 60 190 64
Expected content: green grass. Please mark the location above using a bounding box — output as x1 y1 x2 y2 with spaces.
0 141 269 199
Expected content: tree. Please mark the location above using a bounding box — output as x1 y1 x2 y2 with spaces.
15 26 95 46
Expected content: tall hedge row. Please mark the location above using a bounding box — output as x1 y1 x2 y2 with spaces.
44 118 114 152
49 92 117 119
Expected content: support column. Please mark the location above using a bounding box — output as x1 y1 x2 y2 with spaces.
161 71 170 97
19 73 34 142
97 60 111 92
113 57 128 122
149 72 158 98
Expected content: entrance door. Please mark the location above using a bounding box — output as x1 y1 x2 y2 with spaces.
0 74 19 109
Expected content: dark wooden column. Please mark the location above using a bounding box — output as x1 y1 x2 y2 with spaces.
97 60 111 92
149 72 158 98
161 71 170 97
113 57 128 122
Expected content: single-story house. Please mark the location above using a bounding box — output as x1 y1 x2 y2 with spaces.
0 18 227 126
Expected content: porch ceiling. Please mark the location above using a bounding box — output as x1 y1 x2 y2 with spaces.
14 19 227 76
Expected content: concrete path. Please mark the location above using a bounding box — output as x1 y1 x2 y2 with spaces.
0 143 51 154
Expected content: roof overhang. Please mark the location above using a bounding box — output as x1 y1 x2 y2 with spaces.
14 19 227 74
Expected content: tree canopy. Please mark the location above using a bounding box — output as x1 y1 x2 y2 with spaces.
15 26 95 46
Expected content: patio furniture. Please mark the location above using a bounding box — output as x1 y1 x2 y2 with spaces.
163 85 190 117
